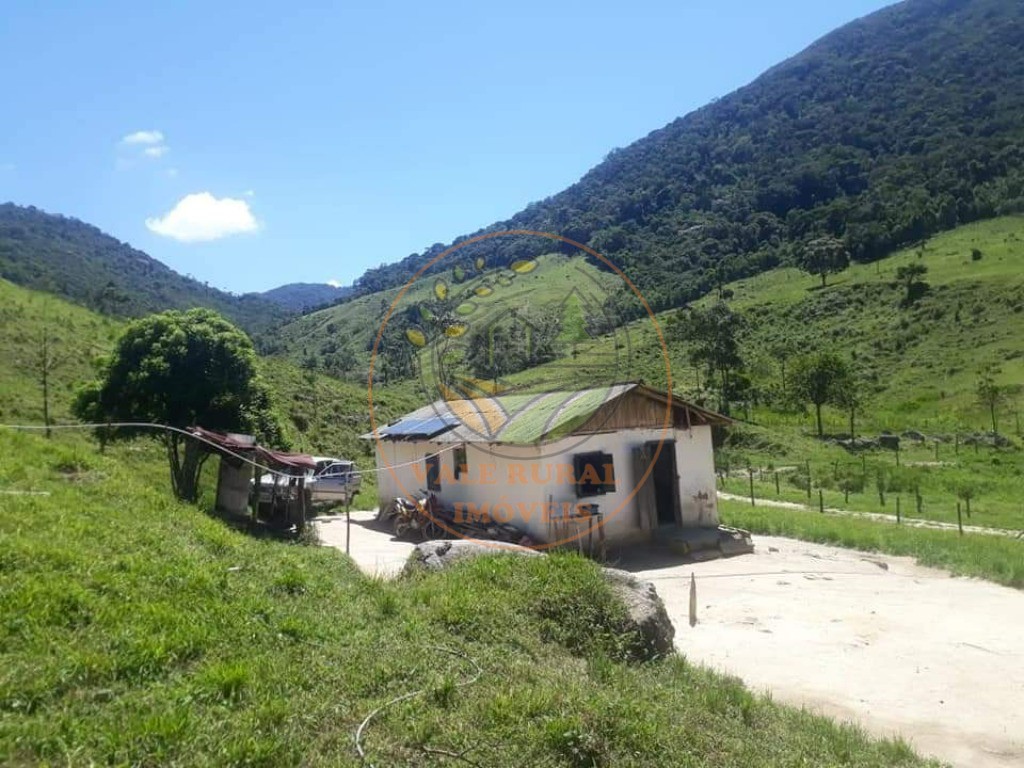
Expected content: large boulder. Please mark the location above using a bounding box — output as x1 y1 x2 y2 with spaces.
601 567 676 659
404 539 541 573
403 539 676 660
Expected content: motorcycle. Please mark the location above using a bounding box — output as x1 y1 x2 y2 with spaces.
380 489 447 540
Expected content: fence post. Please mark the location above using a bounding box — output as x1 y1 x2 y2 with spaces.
819 489 824 514
774 471 780 495
896 496 901 524
955 433 960 455
748 468 755 507
957 502 963 535
689 573 697 627
806 460 812 500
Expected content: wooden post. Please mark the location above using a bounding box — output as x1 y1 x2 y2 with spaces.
955 433 959 455
818 489 824 514
806 460 812 500
774 471 780 495
896 496 901 524
916 491 922 515
748 468 755 507
844 486 850 504
345 495 351 556
957 502 963 535
688 573 697 627
251 458 260 522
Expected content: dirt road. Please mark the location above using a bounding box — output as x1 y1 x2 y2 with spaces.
621 537 1024 768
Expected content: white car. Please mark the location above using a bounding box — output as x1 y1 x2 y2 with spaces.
253 456 361 507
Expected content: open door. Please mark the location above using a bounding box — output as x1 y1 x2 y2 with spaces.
649 440 681 526
634 441 682 528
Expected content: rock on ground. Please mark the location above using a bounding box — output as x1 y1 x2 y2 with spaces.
403 539 542 573
404 539 675 659
600 567 676 658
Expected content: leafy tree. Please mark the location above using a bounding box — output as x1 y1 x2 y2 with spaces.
976 372 1006 434
674 302 745 414
790 352 855 437
72 309 284 502
463 309 562 382
895 263 929 305
797 236 850 288
833 376 867 439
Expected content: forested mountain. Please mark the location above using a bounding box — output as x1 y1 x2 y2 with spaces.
0 203 290 334
348 0 1024 316
259 282 352 312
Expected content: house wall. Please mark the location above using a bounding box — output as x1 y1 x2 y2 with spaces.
371 422 718 545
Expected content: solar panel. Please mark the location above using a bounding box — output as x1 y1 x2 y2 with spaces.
378 412 458 439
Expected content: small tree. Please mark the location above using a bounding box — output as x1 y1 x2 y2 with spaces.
73 309 284 503
976 372 1006 434
674 302 745 414
790 352 854 437
20 329 65 439
895 263 929 305
798 236 850 288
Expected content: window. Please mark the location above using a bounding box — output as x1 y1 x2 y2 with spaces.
454 445 468 480
573 452 615 498
425 454 442 491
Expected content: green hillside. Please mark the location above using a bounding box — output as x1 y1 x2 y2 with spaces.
489 217 1024 532
0 278 120 425
0 428 935 767
340 0 1024 314
0 204 290 335
0 279 398 503
263 254 620 378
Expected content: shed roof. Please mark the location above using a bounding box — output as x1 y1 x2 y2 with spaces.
365 382 729 445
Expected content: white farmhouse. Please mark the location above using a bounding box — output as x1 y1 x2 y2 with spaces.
365 383 729 550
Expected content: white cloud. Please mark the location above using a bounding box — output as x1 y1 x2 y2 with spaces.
122 130 165 145
327 279 343 288
143 145 169 158
146 192 259 242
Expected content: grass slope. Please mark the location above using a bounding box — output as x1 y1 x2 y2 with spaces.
264 254 620 375
0 429 936 767
0 278 121 424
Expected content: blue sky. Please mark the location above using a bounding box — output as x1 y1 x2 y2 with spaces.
1 0 894 294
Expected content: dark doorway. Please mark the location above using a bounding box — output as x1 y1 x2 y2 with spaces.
649 440 680 526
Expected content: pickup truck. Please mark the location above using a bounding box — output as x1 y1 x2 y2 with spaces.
252 456 361 507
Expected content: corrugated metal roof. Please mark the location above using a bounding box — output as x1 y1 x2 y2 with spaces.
364 382 730 445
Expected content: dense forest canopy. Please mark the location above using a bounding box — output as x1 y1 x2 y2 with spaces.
0 203 290 335
346 0 1024 317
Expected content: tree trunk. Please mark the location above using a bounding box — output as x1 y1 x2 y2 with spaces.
815 402 824 437
166 434 209 503
820 272 827 288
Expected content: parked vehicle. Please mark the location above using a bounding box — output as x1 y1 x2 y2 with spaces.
379 489 447 540
252 456 361 507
